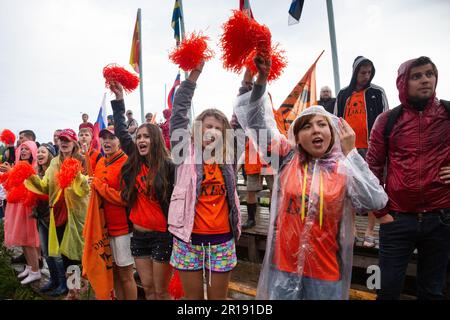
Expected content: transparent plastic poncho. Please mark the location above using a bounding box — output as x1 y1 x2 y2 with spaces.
234 89 388 300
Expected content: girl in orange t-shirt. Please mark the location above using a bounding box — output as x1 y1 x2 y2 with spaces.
109 82 175 300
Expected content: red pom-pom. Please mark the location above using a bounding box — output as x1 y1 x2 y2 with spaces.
0 129 16 146
6 161 36 189
244 44 288 82
6 184 28 203
220 10 257 73
169 32 214 71
103 64 140 93
168 270 184 300
220 10 286 81
57 158 82 189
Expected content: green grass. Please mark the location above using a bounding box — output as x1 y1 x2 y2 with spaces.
0 221 43 300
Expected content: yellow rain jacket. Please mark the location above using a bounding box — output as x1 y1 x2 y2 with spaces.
25 156 89 261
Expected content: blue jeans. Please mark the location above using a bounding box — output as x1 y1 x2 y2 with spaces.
269 268 343 300
378 209 450 300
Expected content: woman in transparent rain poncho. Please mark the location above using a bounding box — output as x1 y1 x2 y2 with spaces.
234 56 388 300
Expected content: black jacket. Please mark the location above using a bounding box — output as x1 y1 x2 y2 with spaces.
334 56 389 138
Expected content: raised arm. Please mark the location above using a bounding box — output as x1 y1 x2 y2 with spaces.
170 61 204 150
109 81 135 155
339 118 388 212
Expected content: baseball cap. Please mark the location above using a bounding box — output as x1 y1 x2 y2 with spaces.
58 129 78 142
99 126 116 138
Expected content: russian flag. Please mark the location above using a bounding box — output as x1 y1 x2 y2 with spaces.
167 72 181 110
92 93 108 151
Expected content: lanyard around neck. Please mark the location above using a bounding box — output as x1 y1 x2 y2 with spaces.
300 163 324 229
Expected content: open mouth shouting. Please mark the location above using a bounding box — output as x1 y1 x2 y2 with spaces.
138 142 149 155
312 136 324 148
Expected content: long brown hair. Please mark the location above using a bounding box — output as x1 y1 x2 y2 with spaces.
193 108 234 164
120 123 171 205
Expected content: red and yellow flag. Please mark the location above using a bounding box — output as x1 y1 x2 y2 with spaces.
82 190 114 300
129 11 140 73
274 51 324 136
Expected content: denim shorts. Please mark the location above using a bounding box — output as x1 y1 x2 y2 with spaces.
170 237 237 272
130 229 173 262
268 268 343 300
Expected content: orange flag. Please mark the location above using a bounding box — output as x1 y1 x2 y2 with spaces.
274 51 324 136
82 189 114 300
129 10 140 73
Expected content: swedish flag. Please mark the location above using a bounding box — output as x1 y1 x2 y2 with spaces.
171 0 182 44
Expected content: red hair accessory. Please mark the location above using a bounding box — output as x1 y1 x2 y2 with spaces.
0 129 16 146
169 32 214 71
57 158 82 189
103 64 140 93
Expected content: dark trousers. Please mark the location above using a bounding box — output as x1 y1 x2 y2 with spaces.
377 210 450 300
56 224 81 270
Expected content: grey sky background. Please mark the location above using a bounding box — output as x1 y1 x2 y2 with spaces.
1 0 449 143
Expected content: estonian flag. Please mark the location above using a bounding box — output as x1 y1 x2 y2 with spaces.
288 0 305 25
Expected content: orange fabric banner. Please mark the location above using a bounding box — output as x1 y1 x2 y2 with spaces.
82 189 114 300
129 12 140 74
274 51 324 136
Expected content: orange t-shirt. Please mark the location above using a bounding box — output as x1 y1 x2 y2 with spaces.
244 140 262 175
273 166 346 281
129 165 167 232
193 163 230 234
344 90 368 149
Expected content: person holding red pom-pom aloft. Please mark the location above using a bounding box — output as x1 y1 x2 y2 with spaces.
168 60 241 300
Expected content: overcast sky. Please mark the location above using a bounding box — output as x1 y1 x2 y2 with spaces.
1 0 449 143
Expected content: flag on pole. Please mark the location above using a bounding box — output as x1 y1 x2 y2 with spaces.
274 51 324 136
172 0 183 44
92 93 107 151
239 0 254 19
288 0 305 25
167 72 181 110
129 12 140 73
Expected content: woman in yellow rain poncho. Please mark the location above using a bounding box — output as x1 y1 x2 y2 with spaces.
25 129 89 285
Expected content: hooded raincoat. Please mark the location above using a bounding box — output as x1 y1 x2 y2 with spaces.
4 141 40 248
234 84 388 300
25 155 89 261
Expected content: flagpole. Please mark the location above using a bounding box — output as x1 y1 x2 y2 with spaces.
164 84 167 109
178 0 194 120
325 0 340 94
138 8 145 123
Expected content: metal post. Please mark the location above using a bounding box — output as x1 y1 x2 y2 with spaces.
326 0 341 94
178 0 194 120
138 8 145 123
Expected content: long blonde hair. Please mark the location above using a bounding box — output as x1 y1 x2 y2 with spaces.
193 108 234 164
